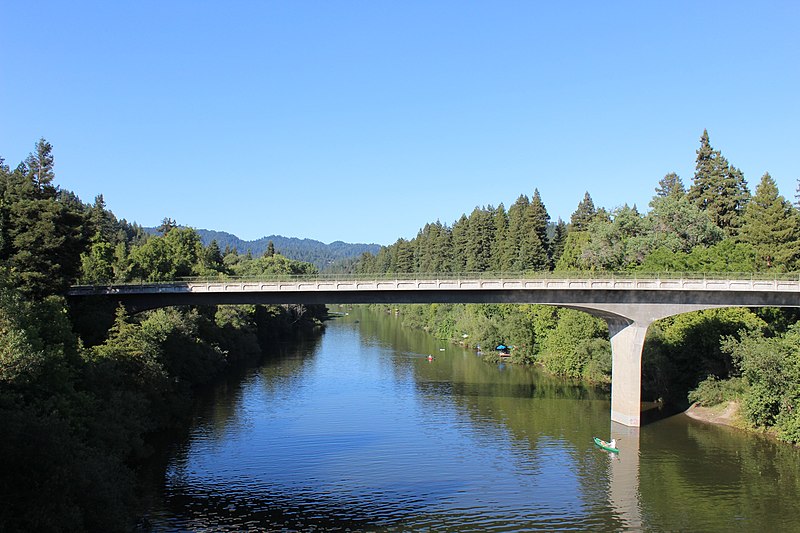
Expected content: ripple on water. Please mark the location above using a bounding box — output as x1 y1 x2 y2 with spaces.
144 314 800 532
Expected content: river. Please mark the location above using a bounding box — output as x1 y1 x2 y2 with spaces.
142 307 800 531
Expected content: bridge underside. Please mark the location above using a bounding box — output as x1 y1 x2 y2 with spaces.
72 286 800 428
97 287 800 314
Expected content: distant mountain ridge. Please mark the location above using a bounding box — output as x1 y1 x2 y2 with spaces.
195 229 380 270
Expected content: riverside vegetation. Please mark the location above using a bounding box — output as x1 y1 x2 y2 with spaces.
2 132 800 529
352 130 800 445
0 140 326 531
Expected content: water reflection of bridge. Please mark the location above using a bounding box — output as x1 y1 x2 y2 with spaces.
69 274 800 427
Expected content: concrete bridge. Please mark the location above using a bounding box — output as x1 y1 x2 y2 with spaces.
69 274 800 427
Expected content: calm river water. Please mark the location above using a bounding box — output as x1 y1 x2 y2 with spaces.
143 307 800 531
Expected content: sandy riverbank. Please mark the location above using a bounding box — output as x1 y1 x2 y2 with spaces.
684 401 743 428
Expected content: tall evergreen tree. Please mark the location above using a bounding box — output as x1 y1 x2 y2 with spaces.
89 194 119 244
687 130 750 235
503 195 530 271
739 173 800 271
205 239 224 271
795 178 800 209
570 192 596 231
1 140 90 295
433 222 453 273
391 238 415 273
24 138 56 199
450 214 469 272
465 207 494 272
550 218 568 267
526 189 551 269
655 172 685 198
490 204 508 272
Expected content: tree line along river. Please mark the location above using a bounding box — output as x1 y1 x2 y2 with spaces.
140 307 800 532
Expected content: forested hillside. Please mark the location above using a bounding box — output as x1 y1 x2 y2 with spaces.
353 130 800 444
147 228 381 271
0 139 326 531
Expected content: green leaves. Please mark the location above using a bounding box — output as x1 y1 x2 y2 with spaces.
721 324 800 442
738 173 800 271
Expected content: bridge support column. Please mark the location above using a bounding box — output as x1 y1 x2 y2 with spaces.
606 318 651 427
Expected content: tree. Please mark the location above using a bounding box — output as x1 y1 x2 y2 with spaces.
197 239 225 276
739 173 800 271
527 189 551 268
570 191 596 231
550 218 567 267
465 207 494 272
80 241 115 283
391 238 415 273
157 217 177 235
450 215 469 272
265 241 275 257
1 140 90 296
655 172 685 198
490 204 508 272
127 227 203 281
89 194 118 244
24 138 56 199
554 231 591 271
687 130 750 235
795 178 800 209
646 193 722 253
581 204 647 270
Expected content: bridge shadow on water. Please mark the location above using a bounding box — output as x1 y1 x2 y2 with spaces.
640 399 690 426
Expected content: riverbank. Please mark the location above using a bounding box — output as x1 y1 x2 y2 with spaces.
684 401 744 429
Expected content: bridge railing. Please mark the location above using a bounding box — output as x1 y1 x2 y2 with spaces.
68 271 800 293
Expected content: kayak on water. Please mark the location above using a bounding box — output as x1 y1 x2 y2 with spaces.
593 437 619 453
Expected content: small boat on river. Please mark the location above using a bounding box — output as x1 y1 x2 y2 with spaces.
593 437 619 453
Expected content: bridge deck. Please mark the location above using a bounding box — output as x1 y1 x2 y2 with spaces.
69 276 800 296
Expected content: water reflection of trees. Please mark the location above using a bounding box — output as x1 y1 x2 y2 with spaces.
637 416 800 531
349 306 627 529
178 332 324 444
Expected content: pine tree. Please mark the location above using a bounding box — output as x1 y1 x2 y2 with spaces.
739 173 800 271
550 218 567 267
465 207 494 272
490 204 508 272
503 195 530 271
2 140 90 295
526 189 551 269
570 192 596 231
795 178 800 209
157 217 177 235
433 222 453 273
655 172 685 198
687 130 750 235
450 214 469 272
24 138 56 199
391 238 415 273
415 223 434 273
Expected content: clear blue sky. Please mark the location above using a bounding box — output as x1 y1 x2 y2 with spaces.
2 1 798 245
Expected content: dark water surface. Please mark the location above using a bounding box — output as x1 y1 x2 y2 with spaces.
144 308 800 531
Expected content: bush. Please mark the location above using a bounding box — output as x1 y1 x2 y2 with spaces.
688 376 747 406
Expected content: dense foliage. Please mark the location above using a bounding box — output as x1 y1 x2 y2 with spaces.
353 130 800 443
0 140 326 531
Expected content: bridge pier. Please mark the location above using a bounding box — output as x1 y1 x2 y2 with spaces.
606 318 651 427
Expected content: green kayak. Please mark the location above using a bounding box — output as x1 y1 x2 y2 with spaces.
594 437 619 453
